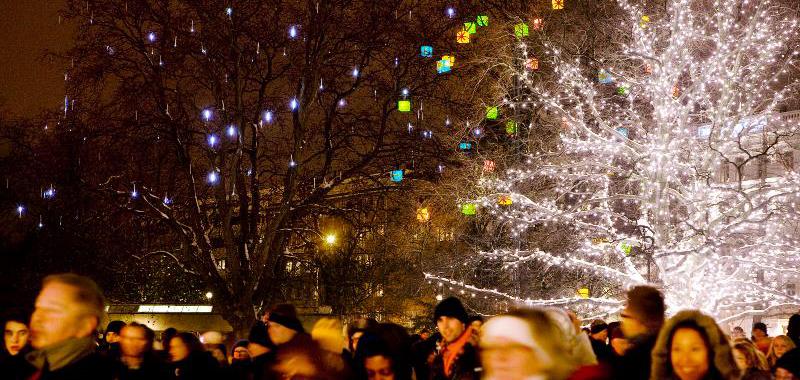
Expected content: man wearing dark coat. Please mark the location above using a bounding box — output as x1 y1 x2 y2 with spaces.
421 297 480 380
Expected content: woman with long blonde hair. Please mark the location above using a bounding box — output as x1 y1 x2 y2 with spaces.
767 335 797 369
732 339 771 380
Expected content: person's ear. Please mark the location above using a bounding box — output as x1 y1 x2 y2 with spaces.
76 316 99 338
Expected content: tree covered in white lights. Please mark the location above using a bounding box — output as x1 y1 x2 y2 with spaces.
429 0 800 322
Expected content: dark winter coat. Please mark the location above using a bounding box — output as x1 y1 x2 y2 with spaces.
170 351 221 380
740 368 771 380
112 354 171 380
589 339 614 363
0 348 35 380
650 310 742 380
34 352 115 380
426 340 480 380
249 351 277 380
605 332 658 380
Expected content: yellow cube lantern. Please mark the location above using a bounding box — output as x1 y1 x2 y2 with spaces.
578 288 590 299
526 58 540 71
498 195 513 206
398 100 411 112
552 0 564 10
456 30 470 44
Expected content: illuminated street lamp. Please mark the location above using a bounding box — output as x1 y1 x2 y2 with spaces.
324 233 337 246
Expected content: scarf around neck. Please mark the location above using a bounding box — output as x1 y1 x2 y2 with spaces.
26 336 96 371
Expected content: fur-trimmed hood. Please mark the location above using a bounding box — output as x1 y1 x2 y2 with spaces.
650 310 742 380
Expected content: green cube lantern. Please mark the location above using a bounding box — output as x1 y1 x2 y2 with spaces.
515 23 529 38
506 121 518 135
463 22 477 34
398 100 411 112
616 85 630 96
476 15 489 27
486 106 499 120
461 203 477 215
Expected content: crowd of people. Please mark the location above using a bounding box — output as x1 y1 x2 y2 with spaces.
2 273 800 380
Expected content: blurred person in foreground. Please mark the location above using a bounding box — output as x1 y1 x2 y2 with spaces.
767 335 796 370
732 339 771 380
354 323 414 380
26 273 114 379
115 322 170 380
774 348 800 380
618 285 666 380
751 322 772 355
99 320 126 359
168 332 220 380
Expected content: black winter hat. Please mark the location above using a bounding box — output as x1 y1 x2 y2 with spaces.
268 304 305 333
248 321 271 347
590 320 608 334
433 297 468 324
775 348 800 377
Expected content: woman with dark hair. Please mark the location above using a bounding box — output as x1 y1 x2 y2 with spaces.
169 332 220 380
0 309 35 380
354 323 414 380
650 310 741 380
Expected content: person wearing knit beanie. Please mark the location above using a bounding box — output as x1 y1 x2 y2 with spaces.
267 304 306 346
425 297 480 380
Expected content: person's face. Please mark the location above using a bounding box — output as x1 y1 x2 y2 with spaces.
351 331 364 352
610 337 630 356
365 355 395 380
169 337 189 362
731 329 745 340
30 283 96 349
752 328 767 339
267 322 297 346
775 368 798 380
481 340 542 380
120 326 148 358
592 330 608 342
106 331 121 344
469 321 482 345
437 316 465 343
620 308 648 339
670 328 710 380
210 348 226 364
774 338 791 358
4 321 29 355
233 347 250 361
732 348 749 370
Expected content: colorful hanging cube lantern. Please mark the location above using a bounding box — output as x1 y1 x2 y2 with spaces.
644 63 653 75
458 142 472 151
616 127 629 138
514 23 529 38
618 242 633 256
578 288 590 299
591 237 610 245
390 170 404 182
532 18 543 30
639 15 651 28
506 121 518 135
617 85 630 96
486 106 499 120
483 160 495 172
672 85 680 98
416 207 431 223
437 60 451 74
463 22 477 34
598 69 614 84
420 45 433 57
476 15 489 27
443 55 455 67
398 100 411 112
456 30 470 44
498 195 513 206
552 0 564 10
461 203 477 215
526 58 540 71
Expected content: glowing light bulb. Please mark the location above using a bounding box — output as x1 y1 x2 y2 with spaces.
352 67 359 78
446 6 455 18
290 98 298 111
227 125 237 137
207 171 219 184
225 7 232 16
202 108 213 121
16 205 24 217
207 134 218 147
289 25 298 39
147 32 156 42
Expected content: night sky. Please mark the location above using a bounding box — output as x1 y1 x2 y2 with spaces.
0 0 71 118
